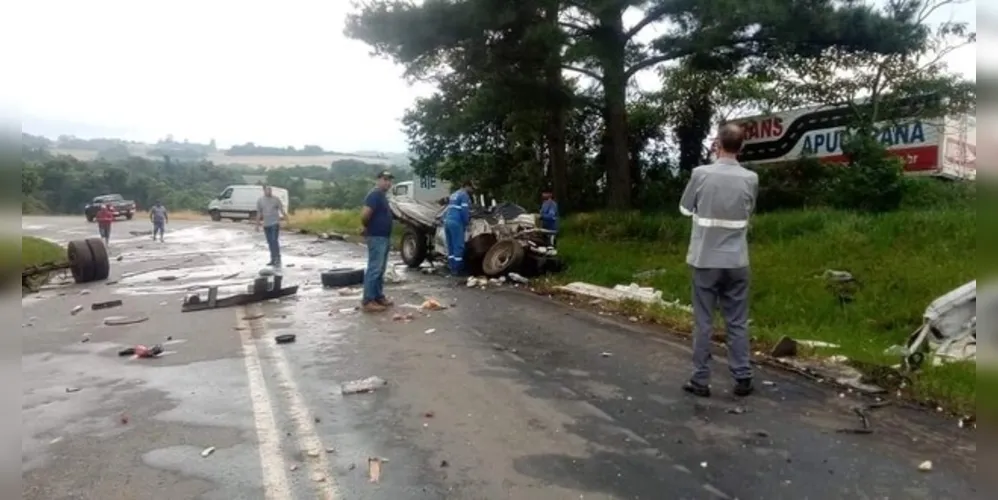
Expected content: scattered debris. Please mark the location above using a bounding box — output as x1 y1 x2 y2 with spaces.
558 281 692 313
467 277 488 288
275 334 297 344
424 328 436 335
918 460 933 472
440 459 449 467
118 347 136 357
79 289 91 295
134 344 165 358
290 464 299 471
770 336 798 358
903 280 977 370
243 313 265 321
116 255 124 261
341 376 388 395
158 275 179 282
600 351 613 358
796 340 840 349
306 450 320 458
368 457 387 482
507 272 529 284
726 406 748 415
754 430 770 438
201 446 216 458
91 299 123 311
393 313 416 322
311 473 326 483
81 333 91 343
700 462 708 468
120 414 129 425
65 387 81 393
103 315 149 326
628 316 639 322
70 305 83 316
762 381 775 386
424 411 435 418
421 298 446 311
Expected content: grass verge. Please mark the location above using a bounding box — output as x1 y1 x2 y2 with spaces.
539 207 975 414
16 236 66 292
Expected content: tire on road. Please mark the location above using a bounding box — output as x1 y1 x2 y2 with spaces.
84 237 111 281
209 210 222 222
481 240 525 277
67 239 97 284
321 267 366 288
400 226 428 268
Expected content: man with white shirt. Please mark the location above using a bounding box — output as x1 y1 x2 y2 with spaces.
679 123 759 399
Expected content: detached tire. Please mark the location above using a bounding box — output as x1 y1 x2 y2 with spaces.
321 267 365 288
84 237 111 281
400 227 428 268
67 239 97 283
482 240 525 277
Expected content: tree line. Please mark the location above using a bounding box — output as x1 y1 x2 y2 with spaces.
21 151 410 215
344 0 975 212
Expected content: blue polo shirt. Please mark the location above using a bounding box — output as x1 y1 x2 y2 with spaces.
364 188 393 237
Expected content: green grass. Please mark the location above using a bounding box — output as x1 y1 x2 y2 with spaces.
20 236 65 268
548 207 976 414
293 208 403 247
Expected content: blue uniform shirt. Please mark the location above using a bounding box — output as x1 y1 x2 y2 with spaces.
364 188 393 237
540 199 558 232
445 189 471 225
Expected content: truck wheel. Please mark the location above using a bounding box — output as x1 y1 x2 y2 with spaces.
210 210 222 222
400 227 428 268
482 240 525 277
465 233 496 276
84 238 111 281
321 268 366 288
67 239 97 283
125 212 134 220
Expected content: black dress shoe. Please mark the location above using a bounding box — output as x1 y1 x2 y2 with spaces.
733 378 755 397
682 380 711 397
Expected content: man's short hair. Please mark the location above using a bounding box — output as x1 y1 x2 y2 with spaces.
717 123 745 154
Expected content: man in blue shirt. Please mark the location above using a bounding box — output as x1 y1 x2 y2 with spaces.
444 180 476 275
539 189 558 247
360 171 395 313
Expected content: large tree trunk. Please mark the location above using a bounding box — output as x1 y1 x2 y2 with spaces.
676 88 714 172
599 15 631 210
543 1 569 211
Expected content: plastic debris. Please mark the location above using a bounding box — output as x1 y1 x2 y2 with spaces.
421 298 446 311
341 376 388 395
424 328 436 334
201 446 216 458
918 460 933 472
507 272 529 284
70 305 83 316
103 315 149 326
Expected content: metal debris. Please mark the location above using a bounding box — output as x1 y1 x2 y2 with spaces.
103 315 149 326
70 305 83 315
600 351 613 358
201 446 216 458
341 376 387 395
91 299 123 310
65 387 81 393
918 460 933 472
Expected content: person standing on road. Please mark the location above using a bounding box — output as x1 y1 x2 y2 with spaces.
96 203 115 245
444 180 475 276
150 201 168 242
360 171 395 313
679 123 759 399
255 185 287 268
539 188 559 247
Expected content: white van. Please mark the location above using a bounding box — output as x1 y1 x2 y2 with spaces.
208 185 290 221
391 175 452 204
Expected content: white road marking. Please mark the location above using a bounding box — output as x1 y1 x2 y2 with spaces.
236 310 294 500
245 303 341 500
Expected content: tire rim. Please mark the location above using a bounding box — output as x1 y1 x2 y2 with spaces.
486 243 513 271
403 235 416 259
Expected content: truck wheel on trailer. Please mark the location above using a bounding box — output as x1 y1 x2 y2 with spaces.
400 226 428 268
481 240 525 277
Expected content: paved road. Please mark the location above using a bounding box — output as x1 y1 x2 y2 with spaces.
21 216 976 499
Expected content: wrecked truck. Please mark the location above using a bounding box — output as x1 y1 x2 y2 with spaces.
388 197 561 277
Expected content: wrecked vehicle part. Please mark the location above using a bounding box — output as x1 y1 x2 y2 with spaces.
903 280 977 370
389 197 560 277
482 240 525 277
321 268 365 288
182 276 298 313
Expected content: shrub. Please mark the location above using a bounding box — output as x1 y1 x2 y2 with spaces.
828 131 905 213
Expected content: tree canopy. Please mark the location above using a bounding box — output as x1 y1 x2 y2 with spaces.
345 0 974 211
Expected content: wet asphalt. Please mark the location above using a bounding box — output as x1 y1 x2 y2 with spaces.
21 216 977 500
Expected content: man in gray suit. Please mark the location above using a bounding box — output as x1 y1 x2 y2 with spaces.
679 123 759 398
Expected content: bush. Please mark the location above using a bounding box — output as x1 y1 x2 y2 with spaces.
754 157 836 212
828 131 905 212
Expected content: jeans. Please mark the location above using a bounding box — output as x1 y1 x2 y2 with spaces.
152 220 165 240
363 236 390 304
263 224 281 265
444 219 465 275
98 222 111 242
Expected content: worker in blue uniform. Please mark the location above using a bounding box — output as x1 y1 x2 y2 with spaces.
539 188 558 247
444 180 476 275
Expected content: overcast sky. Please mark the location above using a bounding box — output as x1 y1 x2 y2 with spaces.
9 0 977 152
